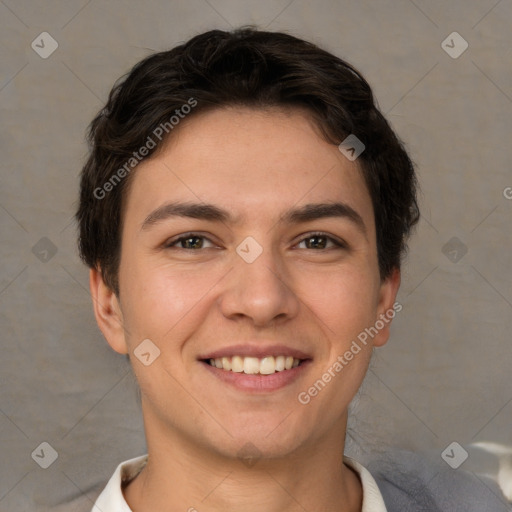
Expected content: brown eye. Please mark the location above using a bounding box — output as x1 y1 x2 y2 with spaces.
180 236 204 249
166 234 216 250
303 235 327 249
298 234 344 250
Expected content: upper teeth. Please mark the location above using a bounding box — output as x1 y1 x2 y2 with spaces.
208 355 301 374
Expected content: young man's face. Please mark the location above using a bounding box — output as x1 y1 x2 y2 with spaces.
92 107 400 460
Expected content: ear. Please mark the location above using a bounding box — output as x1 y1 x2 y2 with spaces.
89 268 128 354
372 267 401 348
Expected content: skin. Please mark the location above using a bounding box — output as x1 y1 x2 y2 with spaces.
90 106 400 512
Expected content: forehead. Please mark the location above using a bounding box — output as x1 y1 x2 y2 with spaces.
123 106 374 230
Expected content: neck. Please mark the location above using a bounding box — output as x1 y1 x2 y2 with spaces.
124 407 362 512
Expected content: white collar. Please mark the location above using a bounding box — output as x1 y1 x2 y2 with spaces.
344 456 388 512
92 454 387 512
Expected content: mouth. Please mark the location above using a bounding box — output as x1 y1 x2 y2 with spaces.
198 346 312 392
198 345 312 392
202 355 307 375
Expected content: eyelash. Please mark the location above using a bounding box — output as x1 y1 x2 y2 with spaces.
165 233 217 250
165 232 347 250
296 232 347 250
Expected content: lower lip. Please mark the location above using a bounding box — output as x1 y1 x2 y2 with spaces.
200 360 311 392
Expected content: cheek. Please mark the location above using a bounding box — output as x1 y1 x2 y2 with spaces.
296 264 380 341
119 260 223 345
293 268 379 423
119 263 220 402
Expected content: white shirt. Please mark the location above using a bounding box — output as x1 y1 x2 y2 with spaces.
91 454 387 512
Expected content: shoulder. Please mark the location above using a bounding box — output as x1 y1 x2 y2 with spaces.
51 455 148 512
367 450 511 512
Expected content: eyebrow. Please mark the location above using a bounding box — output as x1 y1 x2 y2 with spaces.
140 201 366 235
280 202 366 235
141 202 230 230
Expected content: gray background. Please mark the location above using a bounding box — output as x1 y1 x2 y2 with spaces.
1 0 511 510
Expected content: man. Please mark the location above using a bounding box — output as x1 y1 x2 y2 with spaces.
73 28 508 512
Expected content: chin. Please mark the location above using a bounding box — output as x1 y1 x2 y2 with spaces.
210 414 312 460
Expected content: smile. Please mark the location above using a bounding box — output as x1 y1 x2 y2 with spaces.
206 355 303 375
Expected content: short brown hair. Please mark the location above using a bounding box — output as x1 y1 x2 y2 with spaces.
76 27 419 295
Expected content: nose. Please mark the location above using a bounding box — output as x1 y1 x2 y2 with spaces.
219 244 300 327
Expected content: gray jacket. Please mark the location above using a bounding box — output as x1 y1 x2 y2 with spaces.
370 450 511 511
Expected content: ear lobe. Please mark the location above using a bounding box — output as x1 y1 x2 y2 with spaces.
89 268 128 354
372 268 401 348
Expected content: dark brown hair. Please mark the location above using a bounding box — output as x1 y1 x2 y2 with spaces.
76 27 419 295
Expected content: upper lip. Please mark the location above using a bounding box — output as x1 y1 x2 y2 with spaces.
198 344 312 360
